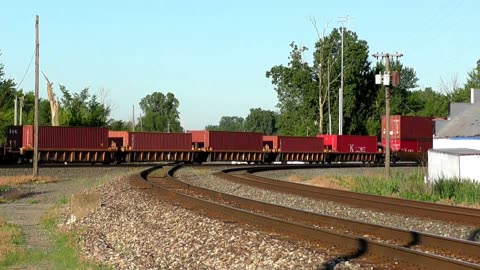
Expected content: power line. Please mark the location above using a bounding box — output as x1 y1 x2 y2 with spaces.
16 49 35 90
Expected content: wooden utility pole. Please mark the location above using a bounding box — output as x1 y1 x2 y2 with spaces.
33 15 40 177
372 52 403 179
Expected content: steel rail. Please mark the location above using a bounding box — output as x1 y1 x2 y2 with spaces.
215 166 480 225
153 165 480 263
133 165 480 269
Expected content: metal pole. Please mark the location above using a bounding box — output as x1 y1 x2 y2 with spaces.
33 15 39 178
385 55 391 179
132 105 135 132
14 96 18 125
19 96 24 125
339 26 344 135
327 58 332 135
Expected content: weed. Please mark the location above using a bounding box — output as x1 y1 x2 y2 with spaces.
0 197 111 269
335 171 480 206
432 178 480 205
0 186 12 194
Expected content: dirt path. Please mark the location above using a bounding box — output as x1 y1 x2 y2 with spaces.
0 166 147 252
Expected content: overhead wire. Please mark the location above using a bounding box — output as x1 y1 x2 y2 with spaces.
15 48 35 90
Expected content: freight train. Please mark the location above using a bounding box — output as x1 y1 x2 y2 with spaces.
0 115 433 165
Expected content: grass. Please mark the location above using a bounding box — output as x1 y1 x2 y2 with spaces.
0 219 24 263
0 186 12 193
0 175 58 186
0 175 58 204
0 197 111 269
330 170 480 206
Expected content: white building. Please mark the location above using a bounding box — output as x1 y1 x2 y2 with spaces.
429 88 480 182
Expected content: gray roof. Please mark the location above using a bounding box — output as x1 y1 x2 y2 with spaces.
429 148 480 155
435 103 480 138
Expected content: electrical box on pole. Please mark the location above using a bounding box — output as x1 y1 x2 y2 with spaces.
375 74 382 85
383 72 390 86
391 71 400 87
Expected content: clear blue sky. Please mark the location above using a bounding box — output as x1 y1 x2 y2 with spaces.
1 0 478 130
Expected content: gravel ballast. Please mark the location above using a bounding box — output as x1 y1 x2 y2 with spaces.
54 165 478 269
61 168 370 269
175 166 476 241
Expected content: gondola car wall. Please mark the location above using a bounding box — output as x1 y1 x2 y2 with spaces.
316 134 377 153
128 132 192 150
263 135 324 152
7 125 109 150
188 130 263 151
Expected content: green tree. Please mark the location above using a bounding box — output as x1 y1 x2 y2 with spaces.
206 116 245 131
60 86 110 126
0 59 17 145
451 59 480 102
266 42 317 136
109 120 130 131
407 88 449 117
314 29 374 135
244 108 277 135
139 92 183 132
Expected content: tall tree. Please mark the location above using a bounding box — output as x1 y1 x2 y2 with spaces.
206 116 245 131
313 28 374 135
451 59 480 102
406 87 449 117
311 18 340 134
108 119 130 131
60 86 110 126
266 42 317 136
0 59 17 145
139 92 183 132
244 108 277 135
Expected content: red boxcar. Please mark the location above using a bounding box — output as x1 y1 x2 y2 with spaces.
316 135 377 153
382 139 432 153
129 132 192 151
381 115 433 140
9 125 109 149
108 131 129 148
188 130 263 151
263 135 324 152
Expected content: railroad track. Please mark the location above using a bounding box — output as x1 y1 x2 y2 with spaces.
134 164 480 269
217 165 480 225
0 162 158 169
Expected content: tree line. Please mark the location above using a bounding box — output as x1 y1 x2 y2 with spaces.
0 54 183 145
1 24 479 145
208 28 479 137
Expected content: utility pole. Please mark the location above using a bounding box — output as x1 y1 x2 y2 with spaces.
19 96 24 125
373 52 403 179
327 57 332 135
14 96 18 125
132 105 135 132
338 16 349 135
33 15 39 178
